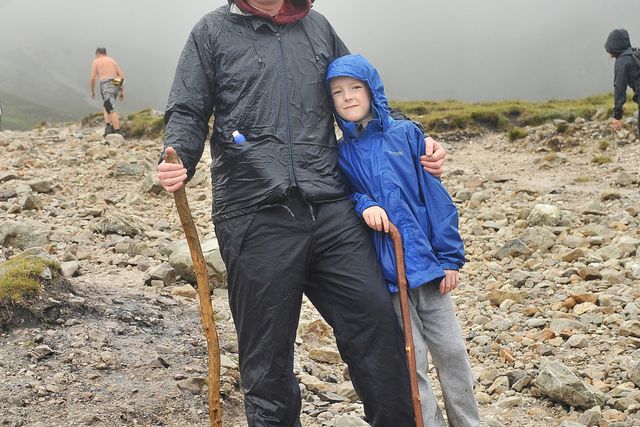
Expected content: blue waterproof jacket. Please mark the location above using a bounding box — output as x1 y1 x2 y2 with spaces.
326 54 465 293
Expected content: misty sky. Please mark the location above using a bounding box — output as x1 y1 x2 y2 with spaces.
1 0 640 115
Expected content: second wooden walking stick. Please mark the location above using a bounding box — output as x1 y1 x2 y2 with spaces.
164 149 222 427
389 222 425 427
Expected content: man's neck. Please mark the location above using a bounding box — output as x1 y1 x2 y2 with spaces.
247 0 285 16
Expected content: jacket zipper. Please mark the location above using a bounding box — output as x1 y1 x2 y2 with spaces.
276 30 300 188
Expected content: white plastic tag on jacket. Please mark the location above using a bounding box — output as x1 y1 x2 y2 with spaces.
230 3 250 16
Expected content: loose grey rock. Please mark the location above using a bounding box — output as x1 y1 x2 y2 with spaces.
528 204 563 227
144 263 176 287
534 361 605 409
32 345 54 360
168 238 226 286
577 406 601 427
96 214 149 237
27 178 54 193
176 377 205 394
0 220 51 249
495 239 532 259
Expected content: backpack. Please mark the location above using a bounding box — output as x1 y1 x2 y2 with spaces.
628 48 640 68
621 48 640 96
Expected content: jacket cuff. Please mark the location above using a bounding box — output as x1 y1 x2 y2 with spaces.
440 262 462 271
355 199 379 217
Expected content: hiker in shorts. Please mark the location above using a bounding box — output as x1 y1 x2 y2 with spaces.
89 47 125 137
605 29 640 136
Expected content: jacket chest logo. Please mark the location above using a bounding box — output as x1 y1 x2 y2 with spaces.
384 150 405 157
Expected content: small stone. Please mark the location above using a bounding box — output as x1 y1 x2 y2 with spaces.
488 289 525 306
566 334 589 348
475 391 492 405
496 396 523 408
577 406 602 427
177 377 205 394
308 347 342 364
332 415 369 427
512 375 532 392
32 345 54 360
499 347 515 364
171 284 198 299
145 357 170 369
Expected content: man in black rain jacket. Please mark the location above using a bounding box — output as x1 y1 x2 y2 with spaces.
605 28 640 135
158 1 447 425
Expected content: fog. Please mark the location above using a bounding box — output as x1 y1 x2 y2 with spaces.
1 0 639 122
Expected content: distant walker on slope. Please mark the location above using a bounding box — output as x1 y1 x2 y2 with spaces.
605 28 640 136
89 47 125 137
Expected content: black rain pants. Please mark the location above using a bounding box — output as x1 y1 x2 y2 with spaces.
215 189 415 427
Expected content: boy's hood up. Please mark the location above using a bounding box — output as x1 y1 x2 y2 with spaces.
230 0 312 24
326 54 391 141
605 29 632 57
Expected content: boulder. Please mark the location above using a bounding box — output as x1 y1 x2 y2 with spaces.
534 361 605 409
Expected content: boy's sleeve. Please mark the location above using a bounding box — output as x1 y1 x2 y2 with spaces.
338 146 379 217
410 126 465 269
163 18 217 180
350 192 379 217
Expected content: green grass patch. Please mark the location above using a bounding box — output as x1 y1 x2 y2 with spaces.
555 122 569 133
574 176 591 183
81 112 104 127
121 109 164 139
390 93 618 133
508 127 528 141
0 255 60 303
591 155 612 165
599 140 610 151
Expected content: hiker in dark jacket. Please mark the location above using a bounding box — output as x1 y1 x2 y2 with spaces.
157 1 447 425
605 28 640 135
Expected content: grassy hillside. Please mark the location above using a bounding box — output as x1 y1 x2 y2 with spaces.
1 92 623 135
391 94 618 133
0 91 79 131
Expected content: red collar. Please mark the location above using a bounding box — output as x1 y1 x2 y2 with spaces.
234 0 312 24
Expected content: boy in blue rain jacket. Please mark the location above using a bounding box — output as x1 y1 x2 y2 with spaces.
326 54 480 427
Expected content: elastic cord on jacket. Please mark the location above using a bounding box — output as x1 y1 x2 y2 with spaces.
300 20 320 63
240 16 264 66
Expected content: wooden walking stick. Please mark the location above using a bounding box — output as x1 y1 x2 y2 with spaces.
388 222 425 427
164 149 222 427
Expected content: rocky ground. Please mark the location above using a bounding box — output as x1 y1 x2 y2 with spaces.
0 116 639 427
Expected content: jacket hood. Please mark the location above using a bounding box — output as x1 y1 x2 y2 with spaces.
605 29 632 57
231 0 312 24
326 54 391 141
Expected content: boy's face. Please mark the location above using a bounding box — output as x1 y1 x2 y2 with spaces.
329 76 372 125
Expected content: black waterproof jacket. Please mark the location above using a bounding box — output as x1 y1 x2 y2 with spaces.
605 29 640 119
164 3 350 221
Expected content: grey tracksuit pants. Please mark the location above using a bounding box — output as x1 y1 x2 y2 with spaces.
392 282 480 427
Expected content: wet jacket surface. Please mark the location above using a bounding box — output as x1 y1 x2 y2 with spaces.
164 2 349 221
605 29 640 119
327 54 465 293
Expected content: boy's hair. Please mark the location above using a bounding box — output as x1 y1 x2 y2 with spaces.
95 47 107 55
